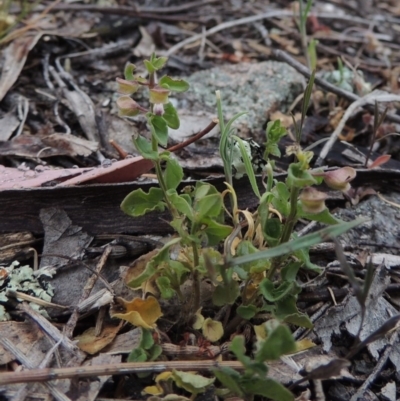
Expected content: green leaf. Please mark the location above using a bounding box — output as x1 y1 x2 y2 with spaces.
152 55 168 70
148 344 163 361
156 276 175 299
228 218 365 267
195 194 223 219
266 119 287 142
149 115 169 146
172 371 215 395
281 261 302 282
294 246 321 272
167 190 194 221
271 182 290 217
212 368 243 397
144 59 155 74
159 76 189 92
230 336 252 367
128 347 147 362
133 136 159 160
264 120 287 159
275 294 313 328
259 279 294 302
232 136 261 198
162 102 180 129
124 63 136 81
200 218 232 246
237 304 258 320
164 158 183 190
212 280 239 306
256 324 296 361
140 328 154 350
166 260 190 288
298 206 342 225
287 163 317 188
127 238 181 288
241 378 294 401
121 187 165 217
263 217 282 247
236 240 269 273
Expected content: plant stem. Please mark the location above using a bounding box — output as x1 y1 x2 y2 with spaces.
267 185 299 279
191 242 201 313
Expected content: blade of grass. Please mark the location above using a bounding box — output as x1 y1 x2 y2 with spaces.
227 218 365 267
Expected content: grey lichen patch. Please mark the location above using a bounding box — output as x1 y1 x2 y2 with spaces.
0 261 54 321
183 61 305 137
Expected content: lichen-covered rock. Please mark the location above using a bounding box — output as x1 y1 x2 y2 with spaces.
181 61 305 137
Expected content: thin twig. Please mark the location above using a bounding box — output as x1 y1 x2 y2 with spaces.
18 303 80 354
0 360 244 385
0 338 71 401
166 10 293 56
349 331 398 401
272 49 400 125
63 246 112 339
315 91 400 166
167 119 218 152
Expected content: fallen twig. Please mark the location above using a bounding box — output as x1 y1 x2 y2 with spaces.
272 49 400 124
0 360 244 385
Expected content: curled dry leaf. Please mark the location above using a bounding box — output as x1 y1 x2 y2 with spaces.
75 323 122 355
110 296 162 329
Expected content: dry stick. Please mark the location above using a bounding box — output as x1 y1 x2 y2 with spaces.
349 331 398 401
315 91 400 166
165 9 377 58
33 0 220 16
18 302 79 354
272 49 400 162
166 9 294 56
167 119 218 152
10 339 64 401
63 245 112 339
0 360 244 385
273 49 400 123
0 338 71 401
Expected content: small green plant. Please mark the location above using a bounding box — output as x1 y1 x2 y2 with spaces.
296 0 314 69
115 54 361 400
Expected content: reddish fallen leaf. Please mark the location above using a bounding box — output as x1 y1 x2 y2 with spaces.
368 154 391 169
58 157 153 186
0 164 93 189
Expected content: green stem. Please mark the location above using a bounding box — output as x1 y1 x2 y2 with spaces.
267 185 299 279
191 242 201 313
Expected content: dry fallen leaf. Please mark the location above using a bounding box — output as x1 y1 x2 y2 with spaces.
110 296 163 329
75 323 122 355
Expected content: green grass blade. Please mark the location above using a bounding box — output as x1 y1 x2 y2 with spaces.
228 218 365 267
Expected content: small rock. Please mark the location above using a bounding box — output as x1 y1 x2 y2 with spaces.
180 60 305 138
